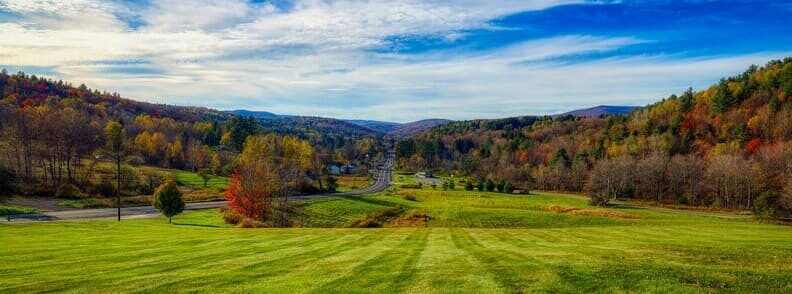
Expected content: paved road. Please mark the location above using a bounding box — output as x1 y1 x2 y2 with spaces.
8 152 394 222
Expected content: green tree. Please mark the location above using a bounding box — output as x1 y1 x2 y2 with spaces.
711 79 733 115
464 180 474 191
197 169 212 188
153 180 185 224
323 175 338 192
503 182 514 194
484 179 495 192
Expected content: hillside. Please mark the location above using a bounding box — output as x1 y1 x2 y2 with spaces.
553 105 639 118
231 109 281 119
345 119 402 133
0 71 384 200
396 58 792 216
389 119 452 138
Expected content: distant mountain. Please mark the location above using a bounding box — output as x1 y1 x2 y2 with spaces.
554 105 638 118
389 119 452 137
231 109 453 136
345 119 402 133
231 109 282 119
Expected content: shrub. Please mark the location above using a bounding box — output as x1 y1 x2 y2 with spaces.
399 190 418 201
496 180 506 193
752 191 778 220
589 193 610 206
447 178 455 190
221 207 243 225
93 181 116 197
503 182 514 194
55 183 82 198
484 179 495 192
237 217 268 228
464 180 474 191
153 180 185 223
400 183 422 189
323 175 338 192
477 179 484 191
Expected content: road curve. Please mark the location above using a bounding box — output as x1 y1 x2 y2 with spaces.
8 152 394 222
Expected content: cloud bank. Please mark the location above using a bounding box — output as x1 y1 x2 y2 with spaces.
1 0 790 122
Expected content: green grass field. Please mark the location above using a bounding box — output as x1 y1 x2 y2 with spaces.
171 171 228 190
2 180 791 292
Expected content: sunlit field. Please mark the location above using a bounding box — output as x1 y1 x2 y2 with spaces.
3 181 790 293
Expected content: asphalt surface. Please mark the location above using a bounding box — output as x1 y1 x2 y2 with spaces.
7 153 394 222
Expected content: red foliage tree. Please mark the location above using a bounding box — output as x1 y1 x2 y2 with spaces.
225 171 268 220
745 138 762 154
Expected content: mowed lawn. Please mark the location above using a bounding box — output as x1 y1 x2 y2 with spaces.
2 188 791 292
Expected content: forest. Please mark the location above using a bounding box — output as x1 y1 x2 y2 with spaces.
0 69 385 203
395 58 792 218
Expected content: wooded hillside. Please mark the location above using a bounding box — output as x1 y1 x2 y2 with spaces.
396 58 792 217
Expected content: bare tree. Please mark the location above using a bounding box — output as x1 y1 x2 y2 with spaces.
706 154 754 209
587 155 636 205
635 152 669 203
667 154 706 205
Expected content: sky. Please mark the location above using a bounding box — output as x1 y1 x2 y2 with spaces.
1 0 791 122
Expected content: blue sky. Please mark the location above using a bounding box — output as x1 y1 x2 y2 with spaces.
1 0 791 122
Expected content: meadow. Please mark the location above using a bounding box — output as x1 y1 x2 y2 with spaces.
1 176 790 293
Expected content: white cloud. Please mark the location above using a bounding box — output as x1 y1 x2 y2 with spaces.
0 0 787 122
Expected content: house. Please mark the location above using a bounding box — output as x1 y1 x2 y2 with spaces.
341 164 357 174
328 165 341 175
415 171 435 178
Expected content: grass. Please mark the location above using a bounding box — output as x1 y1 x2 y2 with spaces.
335 176 371 192
0 204 36 215
2 183 791 292
171 171 228 190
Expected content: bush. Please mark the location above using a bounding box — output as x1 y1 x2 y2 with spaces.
323 175 338 192
484 179 495 192
503 182 514 194
752 192 778 220
152 180 185 223
400 183 422 189
55 183 82 198
589 193 610 206
237 217 268 228
496 180 506 193
464 181 474 191
221 207 243 225
477 179 484 191
447 178 455 190
93 181 117 197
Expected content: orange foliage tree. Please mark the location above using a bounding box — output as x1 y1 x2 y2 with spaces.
225 170 269 220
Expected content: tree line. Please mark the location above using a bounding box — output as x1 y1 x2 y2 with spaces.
395 58 792 218
0 70 385 204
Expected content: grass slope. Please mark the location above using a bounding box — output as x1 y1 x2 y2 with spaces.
2 179 791 292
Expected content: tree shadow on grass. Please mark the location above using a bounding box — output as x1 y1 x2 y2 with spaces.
172 222 222 228
607 203 647 210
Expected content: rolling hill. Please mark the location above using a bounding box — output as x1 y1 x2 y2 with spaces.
553 105 639 118
388 119 453 138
